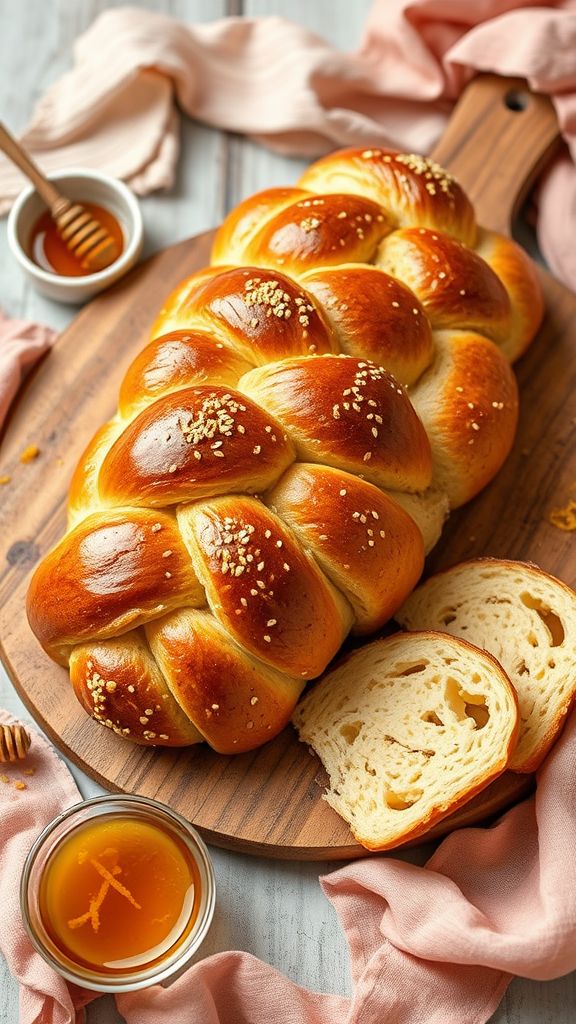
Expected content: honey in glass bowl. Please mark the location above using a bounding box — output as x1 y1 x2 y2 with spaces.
21 796 216 992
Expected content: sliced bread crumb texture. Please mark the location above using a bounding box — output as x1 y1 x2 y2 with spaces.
292 631 518 851
397 559 576 773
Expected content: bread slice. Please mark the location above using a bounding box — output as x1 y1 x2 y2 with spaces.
396 559 576 772
292 631 518 851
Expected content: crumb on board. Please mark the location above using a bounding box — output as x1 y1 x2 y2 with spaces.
0 475 10 485
548 498 576 532
20 444 40 464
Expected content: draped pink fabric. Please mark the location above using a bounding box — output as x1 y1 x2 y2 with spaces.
0 310 55 430
2 705 576 1023
0 3 576 288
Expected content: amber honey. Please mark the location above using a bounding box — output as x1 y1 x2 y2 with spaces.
22 796 216 991
39 816 199 972
29 202 124 277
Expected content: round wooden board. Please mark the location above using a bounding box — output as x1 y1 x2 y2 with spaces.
0 225 570 859
0 76 573 859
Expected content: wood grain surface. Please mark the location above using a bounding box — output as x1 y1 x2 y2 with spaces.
0 74 571 859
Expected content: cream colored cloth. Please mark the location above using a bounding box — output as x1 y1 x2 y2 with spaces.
1 3 576 287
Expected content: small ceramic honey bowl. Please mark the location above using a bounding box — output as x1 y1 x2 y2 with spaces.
7 169 144 304
20 795 216 992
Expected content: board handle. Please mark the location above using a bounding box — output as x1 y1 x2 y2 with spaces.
431 74 560 235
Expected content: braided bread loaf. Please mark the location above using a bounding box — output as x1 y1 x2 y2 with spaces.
26 147 543 754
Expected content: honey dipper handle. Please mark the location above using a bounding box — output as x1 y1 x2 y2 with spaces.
0 121 67 214
431 74 561 235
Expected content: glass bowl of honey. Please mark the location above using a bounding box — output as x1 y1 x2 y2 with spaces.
20 795 216 992
7 168 144 304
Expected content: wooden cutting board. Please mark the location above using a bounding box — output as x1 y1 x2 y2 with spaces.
0 76 571 859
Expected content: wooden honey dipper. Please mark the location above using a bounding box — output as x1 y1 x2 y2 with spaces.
0 722 31 762
0 121 120 272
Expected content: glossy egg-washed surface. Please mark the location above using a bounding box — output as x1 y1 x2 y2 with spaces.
27 147 543 754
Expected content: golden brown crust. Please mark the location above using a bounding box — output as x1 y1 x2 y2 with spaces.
26 509 205 663
212 187 308 266
118 330 253 419
177 495 353 679
99 386 296 508
239 355 432 493
409 330 519 507
147 609 304 754
27 145 544 755
267 464 424 633
67 420 123 527
70 633 204 746
376 227 512 343
150 265 232 339
301 264 433 386
242 192 390 276
159 266 337 365
475 229 545 362
297 148 476 246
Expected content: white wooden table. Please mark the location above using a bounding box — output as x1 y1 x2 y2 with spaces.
1 2 575 1021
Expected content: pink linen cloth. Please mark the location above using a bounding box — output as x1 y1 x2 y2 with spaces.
3 702 576 1024
1 1 576 290
0 311 55 431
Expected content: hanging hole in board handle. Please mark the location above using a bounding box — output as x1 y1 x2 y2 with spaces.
504 89 530 112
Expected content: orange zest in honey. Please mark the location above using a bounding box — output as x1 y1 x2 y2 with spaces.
29 202 124 278
66 860 140 933
39 816 200 972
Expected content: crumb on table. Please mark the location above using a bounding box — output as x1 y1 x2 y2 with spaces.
0 475 11 485
20 444 40 464
548 498 576 532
